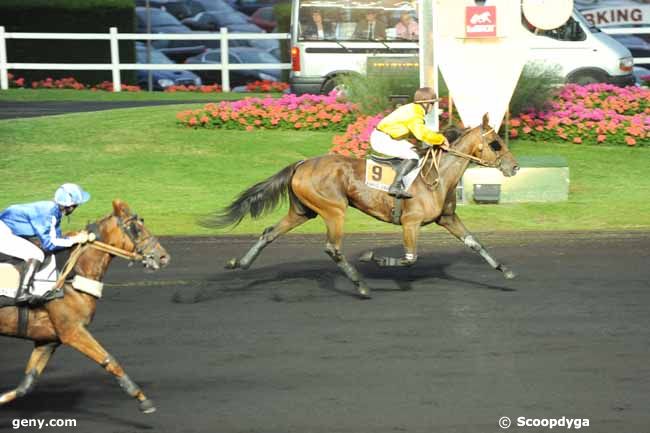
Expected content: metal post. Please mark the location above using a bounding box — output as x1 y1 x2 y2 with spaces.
220 27 230 92
0 26 8 90
420 0 439 130
146 0 153 92
109 27 121 92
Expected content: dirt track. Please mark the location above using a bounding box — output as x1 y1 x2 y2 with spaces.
1 232 650 433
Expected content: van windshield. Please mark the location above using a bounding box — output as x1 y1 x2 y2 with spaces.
297 0 419 42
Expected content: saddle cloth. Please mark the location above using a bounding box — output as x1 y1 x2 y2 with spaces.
364 157 425 193
0 255 63 307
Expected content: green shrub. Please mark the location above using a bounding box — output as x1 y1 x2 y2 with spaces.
509 62 564 116
337 72 449 115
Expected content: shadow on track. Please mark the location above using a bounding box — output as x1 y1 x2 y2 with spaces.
172 247 516 304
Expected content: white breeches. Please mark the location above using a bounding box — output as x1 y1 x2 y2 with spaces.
370 129 420 160
0 220 45 262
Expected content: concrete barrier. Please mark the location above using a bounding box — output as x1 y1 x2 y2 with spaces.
461 156 569 204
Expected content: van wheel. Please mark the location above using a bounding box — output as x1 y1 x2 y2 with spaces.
571 71 606 85
322 77 347 96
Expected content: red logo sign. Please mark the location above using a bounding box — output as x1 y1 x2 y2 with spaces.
465 6 497 37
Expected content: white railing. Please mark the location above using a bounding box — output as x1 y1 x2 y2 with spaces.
601 27 650 64
0 26 291 92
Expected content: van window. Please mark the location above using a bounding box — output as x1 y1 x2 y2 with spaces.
522 15 587 42
297 0 419 42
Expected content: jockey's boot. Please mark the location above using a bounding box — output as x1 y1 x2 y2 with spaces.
388 159 418 199
15 258 41 305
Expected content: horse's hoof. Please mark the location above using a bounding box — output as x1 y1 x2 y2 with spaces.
139 399 156 414
225 258 239 269
358 251 374 263
357 285 372 300
503 268 516 280
0 391 17 405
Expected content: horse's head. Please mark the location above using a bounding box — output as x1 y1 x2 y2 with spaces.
95 200 170 271
470 113 519 177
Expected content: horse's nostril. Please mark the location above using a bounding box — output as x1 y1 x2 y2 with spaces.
160 255 170 266
513 165 520 173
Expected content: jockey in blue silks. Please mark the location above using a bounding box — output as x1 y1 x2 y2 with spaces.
0 183 91 304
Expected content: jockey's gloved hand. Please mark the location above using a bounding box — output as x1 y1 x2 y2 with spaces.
70 231 91 244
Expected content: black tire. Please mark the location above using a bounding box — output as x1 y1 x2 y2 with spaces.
321 76 346 95
570 71 607 85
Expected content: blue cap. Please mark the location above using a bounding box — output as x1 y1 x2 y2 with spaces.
54 183 91 207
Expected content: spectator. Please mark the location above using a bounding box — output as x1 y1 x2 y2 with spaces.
353 10 386 40
395 11 418 40
301 10 335 40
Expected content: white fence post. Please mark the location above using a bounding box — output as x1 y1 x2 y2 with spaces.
0 26 8 91
220 27 230 92
109 27 121 92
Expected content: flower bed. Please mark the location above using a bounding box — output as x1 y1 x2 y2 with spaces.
330 114 384 157
5 74 289 94
510 84 649 146
245 80 290 93
164 84 223 93
176 92 358 132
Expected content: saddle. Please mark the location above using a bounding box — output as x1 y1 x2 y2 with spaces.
0 246 64 308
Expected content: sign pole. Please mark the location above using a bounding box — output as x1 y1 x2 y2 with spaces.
420 0 438 130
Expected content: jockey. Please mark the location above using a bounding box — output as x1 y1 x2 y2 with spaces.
370 87 449 198
0 183 91 304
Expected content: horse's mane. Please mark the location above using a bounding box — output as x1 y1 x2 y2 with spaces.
441 125 470 145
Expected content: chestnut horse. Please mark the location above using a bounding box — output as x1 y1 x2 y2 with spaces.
0 200 170 413
207 114 519 299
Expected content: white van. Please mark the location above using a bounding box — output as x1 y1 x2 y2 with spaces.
289 2 635 94
524 9 635 86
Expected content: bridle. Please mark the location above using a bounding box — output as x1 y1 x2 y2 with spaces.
115 214 159 259
418 125 511 187
439 125 509 168
55 214 159 288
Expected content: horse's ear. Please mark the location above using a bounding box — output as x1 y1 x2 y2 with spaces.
482 113 490 129
112 199 131 217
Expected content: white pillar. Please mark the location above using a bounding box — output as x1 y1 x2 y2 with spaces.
419 0 439 130
220 27 230 92
0 26 8 91
109 27 121 92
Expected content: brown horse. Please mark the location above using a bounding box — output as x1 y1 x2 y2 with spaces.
0 200 170 413
207 113 519 299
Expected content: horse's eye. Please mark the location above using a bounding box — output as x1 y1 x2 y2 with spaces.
489 140 502 151
130 224 139 238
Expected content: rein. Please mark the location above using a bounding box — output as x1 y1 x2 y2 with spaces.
439 127 506 168
54 226 145 290
417 126 510 187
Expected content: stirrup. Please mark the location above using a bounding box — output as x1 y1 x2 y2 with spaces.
14 289 31 305
388 186 413 199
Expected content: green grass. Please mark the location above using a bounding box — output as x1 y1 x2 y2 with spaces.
0 89 278 102
1 104 649 236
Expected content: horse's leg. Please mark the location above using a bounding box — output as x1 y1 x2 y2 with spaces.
57 325 156 413
360 222 420 268
0 342 58 405
226 209 311 270
322 212 371 299
437 213 515 279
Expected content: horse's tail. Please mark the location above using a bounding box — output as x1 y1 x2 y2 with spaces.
200 161 303 228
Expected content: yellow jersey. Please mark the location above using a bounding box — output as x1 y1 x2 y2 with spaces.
376 103 446 146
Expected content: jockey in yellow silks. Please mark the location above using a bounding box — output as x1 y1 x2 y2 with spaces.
370 87 448 199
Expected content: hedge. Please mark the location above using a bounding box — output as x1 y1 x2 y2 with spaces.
0 0 136 85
